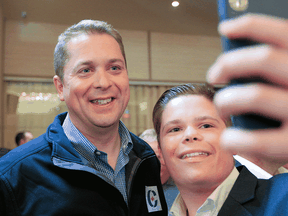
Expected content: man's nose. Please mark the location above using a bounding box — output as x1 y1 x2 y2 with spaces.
92 69 112 90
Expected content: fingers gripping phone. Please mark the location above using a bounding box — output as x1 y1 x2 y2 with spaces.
217 0 288 130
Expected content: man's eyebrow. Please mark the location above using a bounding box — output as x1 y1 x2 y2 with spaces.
74 59 124 70
73 60 94 72
109 58 125 64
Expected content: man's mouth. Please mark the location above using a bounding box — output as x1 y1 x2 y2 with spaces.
181 152 209 159
90 98 113 105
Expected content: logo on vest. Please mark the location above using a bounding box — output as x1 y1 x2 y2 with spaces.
145 186 162 213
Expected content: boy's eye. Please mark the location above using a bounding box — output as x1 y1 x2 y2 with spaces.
201 124 213 129
169 127 180 133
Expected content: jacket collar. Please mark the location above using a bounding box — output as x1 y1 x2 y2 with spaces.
129 132 155 159
45 112 83 164
45 112 155 163
218 166 258 216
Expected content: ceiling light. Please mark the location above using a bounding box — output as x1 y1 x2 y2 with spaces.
172 1 180 7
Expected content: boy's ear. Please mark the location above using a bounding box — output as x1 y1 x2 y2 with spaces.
53 75 65 101
157 145 166 166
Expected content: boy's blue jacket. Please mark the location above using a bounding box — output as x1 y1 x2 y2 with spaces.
0 112 167 215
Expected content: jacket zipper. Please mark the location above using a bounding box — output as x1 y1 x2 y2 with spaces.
126 155 156 216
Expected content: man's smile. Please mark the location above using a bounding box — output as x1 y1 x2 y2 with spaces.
90 97 114 105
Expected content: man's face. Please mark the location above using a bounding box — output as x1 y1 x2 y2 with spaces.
54 33 130 131
159 95 234 189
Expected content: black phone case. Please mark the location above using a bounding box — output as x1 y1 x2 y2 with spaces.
217 0 288 130
218 0 288 52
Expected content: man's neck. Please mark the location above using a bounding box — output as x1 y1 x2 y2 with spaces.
85 127 121 170
69 116 122 170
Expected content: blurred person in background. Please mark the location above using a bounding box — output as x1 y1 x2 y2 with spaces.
15 131 34 146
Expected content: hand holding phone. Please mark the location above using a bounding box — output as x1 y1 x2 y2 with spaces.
207 13 288 160
217 0 288 129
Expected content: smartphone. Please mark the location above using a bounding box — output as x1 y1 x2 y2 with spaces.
217 0 287 130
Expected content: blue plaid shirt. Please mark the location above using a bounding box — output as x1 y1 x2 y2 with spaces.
62 114 133 204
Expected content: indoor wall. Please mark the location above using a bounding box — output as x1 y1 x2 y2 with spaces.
0 3 4 147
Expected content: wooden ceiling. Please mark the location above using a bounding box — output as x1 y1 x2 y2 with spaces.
1 0 220 36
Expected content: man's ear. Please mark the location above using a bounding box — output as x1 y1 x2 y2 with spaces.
53 75 65 101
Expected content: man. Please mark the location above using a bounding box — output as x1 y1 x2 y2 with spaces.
140 129 179 210
153 83 288 216
0 20 167 216
15 131 34 146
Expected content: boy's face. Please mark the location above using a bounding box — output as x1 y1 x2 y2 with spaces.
159 95 234 189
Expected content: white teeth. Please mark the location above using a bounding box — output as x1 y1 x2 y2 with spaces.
182 152 209 159
91 98 112 105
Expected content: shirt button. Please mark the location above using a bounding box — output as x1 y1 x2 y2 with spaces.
96 151 101 155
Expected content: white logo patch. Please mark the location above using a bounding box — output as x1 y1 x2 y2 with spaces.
145 186 162 213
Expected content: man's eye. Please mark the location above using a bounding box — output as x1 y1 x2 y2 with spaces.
82 68 91 73
111 66 120 71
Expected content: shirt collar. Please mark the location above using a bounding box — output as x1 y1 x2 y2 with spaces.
62 113 133 160
169 193 187 216
118 120 133 154
169 167 239 216
198 166 239 215
233 155 288 179
278 166 288 175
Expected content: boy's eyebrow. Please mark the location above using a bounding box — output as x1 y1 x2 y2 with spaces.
194 116 220 123
162 119 181 132
162 116 220 132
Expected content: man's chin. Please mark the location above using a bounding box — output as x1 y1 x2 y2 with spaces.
93 120 119 129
